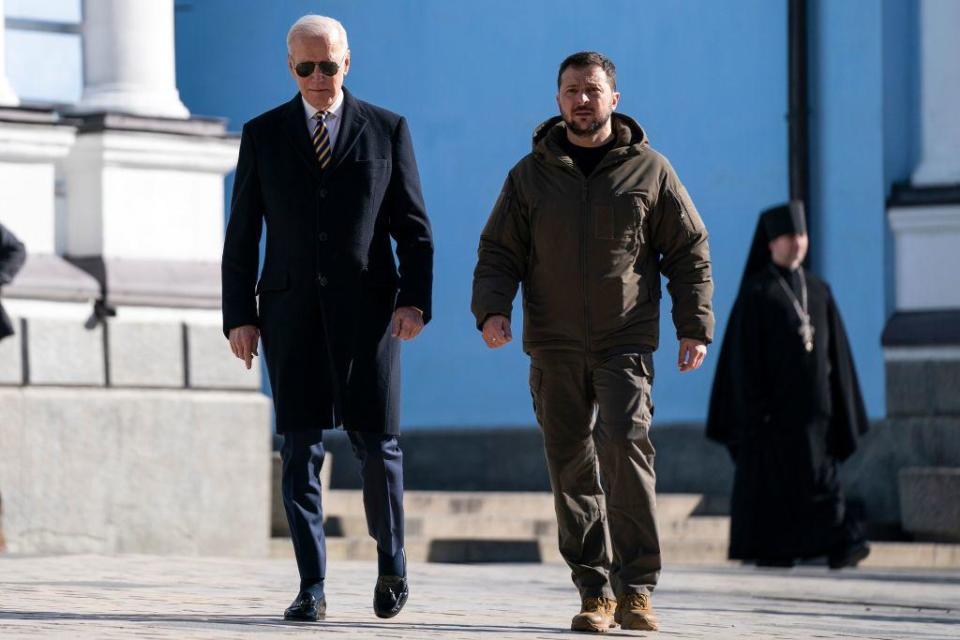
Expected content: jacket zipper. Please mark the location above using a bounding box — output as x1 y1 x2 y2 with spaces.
580 179 591 351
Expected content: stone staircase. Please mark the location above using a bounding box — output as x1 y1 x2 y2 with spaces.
272 489 732 564
270 487 960 568
268 454 960 568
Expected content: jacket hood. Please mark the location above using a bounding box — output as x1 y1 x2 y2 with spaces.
531 112 649 155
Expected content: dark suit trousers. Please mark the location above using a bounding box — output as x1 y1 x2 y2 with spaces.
281 430 405 591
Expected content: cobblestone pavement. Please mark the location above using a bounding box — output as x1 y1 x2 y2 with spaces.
0 555 957 639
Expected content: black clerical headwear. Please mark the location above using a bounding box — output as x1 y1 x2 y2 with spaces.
762 200 807 239
739 200 807 290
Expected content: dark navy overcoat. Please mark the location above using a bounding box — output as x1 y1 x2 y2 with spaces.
222 88 433 434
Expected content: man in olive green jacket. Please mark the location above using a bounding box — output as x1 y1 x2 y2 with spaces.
471 52 713 634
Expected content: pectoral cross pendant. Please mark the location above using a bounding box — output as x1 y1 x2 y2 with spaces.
799 316 815 353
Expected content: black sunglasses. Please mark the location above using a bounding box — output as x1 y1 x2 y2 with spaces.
294 60 342 78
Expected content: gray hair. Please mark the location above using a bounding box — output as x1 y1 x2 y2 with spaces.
286 15 349 55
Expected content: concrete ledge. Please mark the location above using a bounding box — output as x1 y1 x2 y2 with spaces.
842 418 960 528
186 323 260 390
0 387 271 556
26 317 105 386
69 257 222 309
899 467 960 542
0 319 23 385
108 320 184 387
3 255 100 303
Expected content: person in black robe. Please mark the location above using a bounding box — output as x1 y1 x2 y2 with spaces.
706 201 871 569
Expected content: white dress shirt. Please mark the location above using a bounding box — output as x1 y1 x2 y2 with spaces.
302 91 344 151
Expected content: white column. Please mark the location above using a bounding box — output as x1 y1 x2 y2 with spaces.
912 0 960 185
0 0 21 106
76 0 188 119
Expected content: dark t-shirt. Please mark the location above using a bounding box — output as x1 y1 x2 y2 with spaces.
560 134 617 178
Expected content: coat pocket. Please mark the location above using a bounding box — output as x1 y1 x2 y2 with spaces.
255 272 290 295
529 365 544 423
636 352 655 379
597 192 645 244
632 353 656 431
674 184 704 238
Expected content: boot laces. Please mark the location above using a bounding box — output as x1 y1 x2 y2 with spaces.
624 593 649 609
583 597 608 613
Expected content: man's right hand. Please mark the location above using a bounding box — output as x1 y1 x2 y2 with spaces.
228 325 260 369
481 315 512 349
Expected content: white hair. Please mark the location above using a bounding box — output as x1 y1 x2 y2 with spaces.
286 15 349 55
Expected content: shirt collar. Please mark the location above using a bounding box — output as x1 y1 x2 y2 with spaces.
301 90 344 121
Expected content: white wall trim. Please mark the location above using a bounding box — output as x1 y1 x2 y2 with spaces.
885 346 960 362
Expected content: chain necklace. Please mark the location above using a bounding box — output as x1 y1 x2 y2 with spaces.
770 264 815 352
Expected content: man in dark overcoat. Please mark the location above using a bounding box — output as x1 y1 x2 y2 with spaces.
221 14 433 622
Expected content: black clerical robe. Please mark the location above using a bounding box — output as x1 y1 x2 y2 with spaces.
706 265 869 561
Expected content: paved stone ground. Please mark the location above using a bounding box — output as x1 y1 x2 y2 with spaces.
0 556 957 639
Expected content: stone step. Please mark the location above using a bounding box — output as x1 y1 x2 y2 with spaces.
859 541 960 568
324 513 730 542
324 490 705 522
270 535 730 565
269 536 960 569
325 513 557 539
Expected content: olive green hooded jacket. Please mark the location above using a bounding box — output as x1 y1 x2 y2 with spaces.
471 113 714 354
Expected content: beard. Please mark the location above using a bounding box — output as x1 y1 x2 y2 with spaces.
564 109 612 136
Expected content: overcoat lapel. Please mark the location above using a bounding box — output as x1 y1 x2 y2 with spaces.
324 87 368 179
281 94 325 183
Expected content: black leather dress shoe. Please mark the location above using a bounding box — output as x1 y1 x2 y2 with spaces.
373 575 409 618
829 541 871 569
284 591 326 621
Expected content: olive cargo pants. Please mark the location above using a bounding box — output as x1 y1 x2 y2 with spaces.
529 351 660 598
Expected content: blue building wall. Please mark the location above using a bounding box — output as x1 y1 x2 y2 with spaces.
808 0 916 418
175 0 909 429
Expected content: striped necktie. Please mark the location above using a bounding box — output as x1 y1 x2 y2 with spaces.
312 112 332 169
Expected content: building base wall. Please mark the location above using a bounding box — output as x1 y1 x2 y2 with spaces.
0 387 271 556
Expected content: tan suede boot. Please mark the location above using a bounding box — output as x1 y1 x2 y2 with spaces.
615 593 659 631
571 596 617 633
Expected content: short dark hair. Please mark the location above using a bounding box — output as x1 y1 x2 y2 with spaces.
557 51 617 90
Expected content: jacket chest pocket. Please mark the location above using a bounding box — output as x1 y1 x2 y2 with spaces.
594 193 646 244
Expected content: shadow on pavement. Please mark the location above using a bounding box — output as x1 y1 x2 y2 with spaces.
0 610 587 635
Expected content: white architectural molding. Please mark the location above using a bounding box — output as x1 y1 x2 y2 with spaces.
76 0 189 118
885 346 960 362
889 204 960 310
912 0 960 185
0 122 76 254
3 298 94 320
68 131 239 173
889 205 960 233
0 0 20 106
115 305 222 325
0 122 76 162
62 130 238 262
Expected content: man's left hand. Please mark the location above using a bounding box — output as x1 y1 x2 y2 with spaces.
678 338 707 372
392 306 424 341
